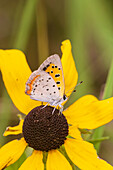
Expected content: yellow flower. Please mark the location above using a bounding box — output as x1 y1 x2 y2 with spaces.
0 40 113 170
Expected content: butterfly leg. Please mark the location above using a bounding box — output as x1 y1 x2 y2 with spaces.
59 105 63 115
41 103 48 110
52 106 59 115
52 107 56 115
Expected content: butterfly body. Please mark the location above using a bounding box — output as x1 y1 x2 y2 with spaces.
25 54 68 110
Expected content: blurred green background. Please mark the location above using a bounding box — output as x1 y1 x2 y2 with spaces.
0 0 113 169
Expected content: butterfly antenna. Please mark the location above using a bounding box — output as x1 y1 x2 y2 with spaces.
76 81 83 87
66 81 83 95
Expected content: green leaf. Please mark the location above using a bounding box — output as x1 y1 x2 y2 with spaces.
88 136 110 145
5 151 27 170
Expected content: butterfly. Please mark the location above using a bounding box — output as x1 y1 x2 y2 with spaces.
25 54 68 112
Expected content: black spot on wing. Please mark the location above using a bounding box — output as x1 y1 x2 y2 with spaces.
56 81 60 84
43 67 47 71
43 64 50 71
46 64 50 67
33 88 36 93
55 74 60 77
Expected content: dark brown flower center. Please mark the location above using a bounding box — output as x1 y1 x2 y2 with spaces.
22 105 68 152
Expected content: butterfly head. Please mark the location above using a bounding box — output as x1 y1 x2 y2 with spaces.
63 94 68 101
59 94 68 105
52 94 68 112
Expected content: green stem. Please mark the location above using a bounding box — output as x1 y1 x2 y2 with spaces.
13 0 38 50
89 136 109 144
36 1 49 65
43 152 48 170
103 60 113 99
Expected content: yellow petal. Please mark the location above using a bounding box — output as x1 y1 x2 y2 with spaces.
47 150 72 170
99 158 113 170
0 49 41 114
64 95 113 129
0 138 27 169
64 138 113 170
69 125 82 140
19 150 44 170
3 119 24 136
61 40 78 97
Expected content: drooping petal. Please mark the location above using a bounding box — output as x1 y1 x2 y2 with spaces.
0 138 27 169
63 95 113 129
64 138 113 170
19 150 44 170
68 125 82 140
61 40 78 97
0 49 41 115
3 119 24 136
47 150 72 170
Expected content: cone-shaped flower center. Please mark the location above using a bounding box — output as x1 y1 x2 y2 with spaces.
23 105 69 151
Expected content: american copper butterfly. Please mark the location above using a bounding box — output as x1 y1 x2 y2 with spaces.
25 54 68 112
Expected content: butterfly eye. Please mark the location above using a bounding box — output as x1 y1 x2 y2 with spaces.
63 94 67 101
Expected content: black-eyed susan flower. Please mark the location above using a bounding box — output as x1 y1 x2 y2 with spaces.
0 40 113 170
